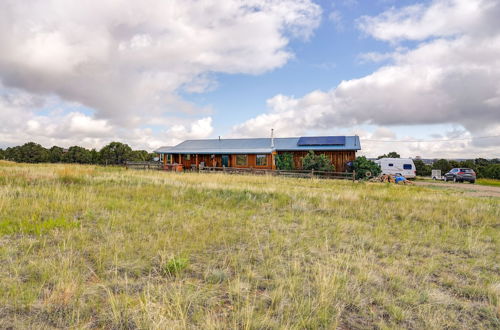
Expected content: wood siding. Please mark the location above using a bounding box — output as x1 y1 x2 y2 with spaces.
167 150 356 172
277 150 356 172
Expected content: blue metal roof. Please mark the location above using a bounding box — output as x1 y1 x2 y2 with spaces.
155 136 361 154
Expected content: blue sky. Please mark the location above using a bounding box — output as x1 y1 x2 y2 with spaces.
0 0 499 158
185 0 403 133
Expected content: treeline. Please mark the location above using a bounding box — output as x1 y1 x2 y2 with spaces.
0 142 156 165
415 158 500 179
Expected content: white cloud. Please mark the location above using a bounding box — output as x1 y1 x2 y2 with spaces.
0 87 214 150
0 0 320 121
231 0 500 157
357 0 499 42
0 0 321 148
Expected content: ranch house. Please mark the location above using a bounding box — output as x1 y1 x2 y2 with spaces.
155 136 361 172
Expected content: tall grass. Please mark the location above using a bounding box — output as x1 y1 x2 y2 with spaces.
0 162 498 328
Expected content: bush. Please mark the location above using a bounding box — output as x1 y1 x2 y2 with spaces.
302 151 334 171
275 153 294 170
414 159 432 176
353 156 381 179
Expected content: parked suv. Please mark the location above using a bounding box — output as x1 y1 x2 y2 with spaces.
443 168 476 183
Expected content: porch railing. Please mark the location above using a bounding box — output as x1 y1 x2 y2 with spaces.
124 162 355 181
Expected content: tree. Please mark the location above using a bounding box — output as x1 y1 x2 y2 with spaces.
130 150 152 162
482 164 500 179
275 153 294 170
17 142 49 163
414 159 431 176
352 156 381 179
4 147 21 161
0 148 4 160
48 146 64 163
90 149 101 164
99 142 133 165
302 151 334 171
433 159 451 173
377 151 400 159
62 146 92 164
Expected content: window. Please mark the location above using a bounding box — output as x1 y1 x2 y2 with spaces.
388 163 394 167
256 154 267 166
236 155 248 166
403 164 412 170
166 154 172 162
185 154 190 160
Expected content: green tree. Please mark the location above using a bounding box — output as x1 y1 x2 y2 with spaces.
482 164 500 179
90 149 101 164
0 148 4 160
5 147 21 161
99 142 133 165
433 159 451 173
18 142 49 163
414 159 431 176
62 146 92 164
377 151 400 159
352 156 381 179
302 151 334 171
48 146 64 163
130 150 151 162
275 153 294 170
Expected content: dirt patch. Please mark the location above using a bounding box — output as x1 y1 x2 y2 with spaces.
414 181 500 198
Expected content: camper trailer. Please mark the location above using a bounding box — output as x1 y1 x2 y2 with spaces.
375 158 416 179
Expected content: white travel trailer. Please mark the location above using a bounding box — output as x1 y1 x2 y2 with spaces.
374 158 416 178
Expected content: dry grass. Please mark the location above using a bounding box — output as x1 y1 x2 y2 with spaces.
0 161 499 329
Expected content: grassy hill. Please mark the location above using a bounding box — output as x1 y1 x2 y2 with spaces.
0 161 498 329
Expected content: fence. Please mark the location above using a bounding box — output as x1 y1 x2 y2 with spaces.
124 161 164 170
200 166 355 181
124 162 355 181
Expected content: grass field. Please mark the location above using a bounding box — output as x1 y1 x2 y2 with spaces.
0 161 499 329
477 178 500 187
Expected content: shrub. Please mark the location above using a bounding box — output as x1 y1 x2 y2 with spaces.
353 156 381 179
414 159 432 176
302 151 334 171
275 153 294 170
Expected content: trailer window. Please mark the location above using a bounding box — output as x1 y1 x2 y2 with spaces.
256 154 267 166
403 164 412 170
388 163 394 167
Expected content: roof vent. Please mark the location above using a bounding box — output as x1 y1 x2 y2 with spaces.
271 128 275 148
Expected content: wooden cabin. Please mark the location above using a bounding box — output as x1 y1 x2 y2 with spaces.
155 136 361 172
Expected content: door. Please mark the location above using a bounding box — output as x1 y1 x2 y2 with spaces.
222 155 229 167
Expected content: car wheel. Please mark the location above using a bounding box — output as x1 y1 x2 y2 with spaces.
453 177 458 183
470 180 475 184
443 176 447 182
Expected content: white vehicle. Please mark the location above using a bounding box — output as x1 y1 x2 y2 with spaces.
374 158 416 178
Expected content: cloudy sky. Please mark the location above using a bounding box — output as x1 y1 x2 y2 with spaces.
0 0 499 158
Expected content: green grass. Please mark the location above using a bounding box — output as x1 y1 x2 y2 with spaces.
0 161 499 329
477 178 500 187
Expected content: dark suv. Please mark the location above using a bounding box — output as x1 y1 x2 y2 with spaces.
443 168 476 183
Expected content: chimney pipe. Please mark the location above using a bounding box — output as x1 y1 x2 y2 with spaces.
271 128 275 148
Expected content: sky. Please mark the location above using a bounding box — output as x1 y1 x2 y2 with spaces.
0 0 499 158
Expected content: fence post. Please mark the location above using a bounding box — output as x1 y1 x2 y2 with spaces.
311 169 314 178
352 170 356 182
